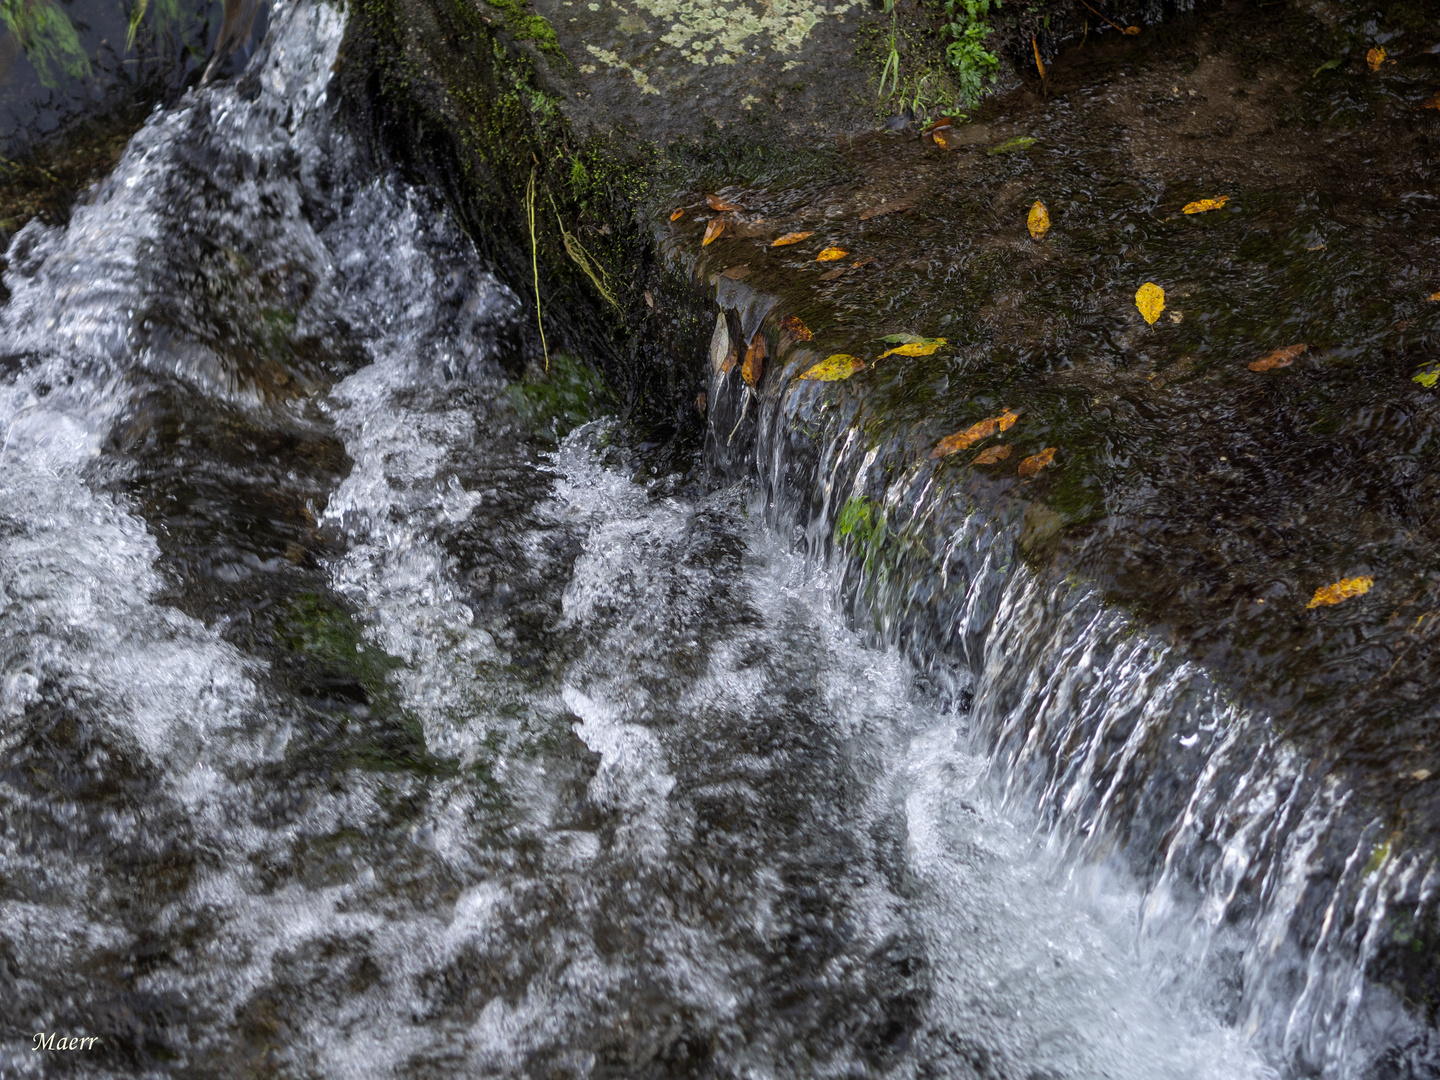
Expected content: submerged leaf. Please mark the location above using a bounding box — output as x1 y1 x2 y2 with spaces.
988 136 1037 155
721 265 751 280
707 194 743 211
703 219 728 245
1307 576 1374 608
780 315 813 341
743 332 767 387
859 199 915 221
1135 282 1165 325
799 354 865 381
818 267 848 282
1313 58 1342 77
1017 446 1056 478
772 231 814 247
817 247 849 262
1249 344 1307 372
670 208 686 221
1367 47 1385 72
1027 200 1050 239
931 408 1021 458
879 337 947 359
1183 196 1229 214
973 444 1011 465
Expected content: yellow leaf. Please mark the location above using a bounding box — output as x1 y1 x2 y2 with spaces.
816 247 849 262
933 129 950 149
1018 446 1056 478
1135 282 1165 325
973 444 1011 465
1182 196 1229 214
799 354 865 381
1027 200 1050 239
670 208 685 221
1307 576 1374 608
703 219 727 246
1123 24 1139 34
1367 47 1385 72
1430 291 1440 302
879 338 947 359
931 408 1021 458
772 231 814 247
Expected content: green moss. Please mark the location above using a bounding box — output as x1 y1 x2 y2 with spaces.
509 350 613 439
482 0 563 55
837 494 888 573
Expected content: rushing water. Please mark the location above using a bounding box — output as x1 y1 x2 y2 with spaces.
0 1 1427 1076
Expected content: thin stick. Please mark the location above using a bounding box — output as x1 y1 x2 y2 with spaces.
727 387 751 445
525 166 549 371
1075 0 1128 35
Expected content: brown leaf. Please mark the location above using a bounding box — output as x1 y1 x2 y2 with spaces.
973 444 1012 465
780 315 813 341
742 332 767 386
722 265 751 280
1248 344 1308 371
670 208 686 221
707 194 743 211
1425 93 1440 111
817 247 849 262
1017 446 1056 478
703 219 728 246
931 408 1021 458
818 267 847 282
772 231 815 247
696 392 707 414
859 199 915 221
720 342 738 375
852 257 876 269
921 116 955 137
1307 575 1373 608
1367 47 1385 72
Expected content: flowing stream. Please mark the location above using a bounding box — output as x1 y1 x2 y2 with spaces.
0 2 1424 1077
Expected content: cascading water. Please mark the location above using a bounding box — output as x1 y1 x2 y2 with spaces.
0 1 1421 1077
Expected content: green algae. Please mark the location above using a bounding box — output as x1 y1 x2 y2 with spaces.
509 350 614 439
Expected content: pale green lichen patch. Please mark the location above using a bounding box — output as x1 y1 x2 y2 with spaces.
585 45 664 93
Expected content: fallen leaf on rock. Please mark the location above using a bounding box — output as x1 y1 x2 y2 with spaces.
1430 292 1440 301
707 194 743 211
988 136 1037 155
1124 24 1139 34
1028 200 1050 239
933 129 950 149
922 116 955 139
1307 575 1373 608
1414 368 1438 388
1136 282 1166 325
780 315 813 341
859 199 915 221
818 267 848 282
799 354 865 381
670 208 686 221
645 290 654 308
772 231 814 247
931 408 1021 458
696 392 707 414
1425 93 1440 110
1248 344 1307 371
722 265 751 280
1018 446 1056 478
743 332 767 386
852 257 876 269
879 337 947 358
1367 47 1385 72
973 444 1012 465
703 219 728 245
1183 196 1229 214
817 247 849 262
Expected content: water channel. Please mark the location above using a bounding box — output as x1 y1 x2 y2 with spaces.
0 2 1432 1076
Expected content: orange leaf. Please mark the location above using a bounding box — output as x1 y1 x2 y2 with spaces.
1017 447 1056 478
707 194 743 211
742 332 767 387
703 219 728 246
931 408 1021 458
772 231 815 247
1027 200 1050 239
1367 47 1385 72
933 129 950 149
1425 93 1440 111
1248 344 1308 371
1123 25 1139 34
1429 292 1440 302
780 315 813 341
670 208 686 221
1032 36 1046 78
720 344 738 375
1182 196 1229 214
973 444 1012 465
816 247 849 262
1306 575 1374 609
